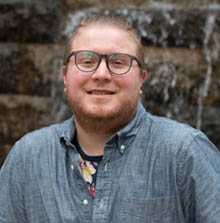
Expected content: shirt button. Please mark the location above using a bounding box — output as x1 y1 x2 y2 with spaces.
71 165 74 170
120 144 126 150
104 163 108 171
82 199 88 206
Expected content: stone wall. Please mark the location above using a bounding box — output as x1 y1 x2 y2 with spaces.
1 0 220 167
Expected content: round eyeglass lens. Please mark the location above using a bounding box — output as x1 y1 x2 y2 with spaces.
76 51 99 72
108 54 131 74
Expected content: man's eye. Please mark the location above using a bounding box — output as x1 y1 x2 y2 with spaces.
83 60 93 64
79 59 95 64
111 59 127 66
114 60 123 64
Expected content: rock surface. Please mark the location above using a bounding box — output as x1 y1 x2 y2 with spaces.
0 0 60 43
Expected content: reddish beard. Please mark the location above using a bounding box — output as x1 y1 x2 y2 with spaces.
67 93 139 135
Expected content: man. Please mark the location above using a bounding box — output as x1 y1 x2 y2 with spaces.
0 14 220 223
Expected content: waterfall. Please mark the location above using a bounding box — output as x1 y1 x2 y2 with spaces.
196 14 219 129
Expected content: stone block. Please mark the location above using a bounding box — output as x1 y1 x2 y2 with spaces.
0 43 64 96
0 44 21 93
0 94 53 145
0 0 60 43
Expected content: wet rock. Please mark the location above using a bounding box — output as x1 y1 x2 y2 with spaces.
0 144 11 169
0 94 53 146
141 46 220 147
62 5 220 48
0 0 60 43
0 44 21 94
0 43 64 96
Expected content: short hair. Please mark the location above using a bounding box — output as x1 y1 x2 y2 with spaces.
63 14 145 69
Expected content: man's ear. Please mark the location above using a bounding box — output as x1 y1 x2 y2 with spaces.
62 66 67 86
138 69 147 95
140 69 147 85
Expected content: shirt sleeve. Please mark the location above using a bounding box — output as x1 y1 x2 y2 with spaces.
0 141 27 223
179 132 220 223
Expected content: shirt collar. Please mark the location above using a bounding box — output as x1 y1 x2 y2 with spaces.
116 101 146 139
60 117 76 149
107 101 146 153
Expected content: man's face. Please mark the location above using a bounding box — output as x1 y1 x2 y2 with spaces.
62 25 146 130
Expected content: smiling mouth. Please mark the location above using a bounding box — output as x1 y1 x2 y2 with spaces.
88 90 115 95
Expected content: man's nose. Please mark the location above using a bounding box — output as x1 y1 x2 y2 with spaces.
91 58 112 80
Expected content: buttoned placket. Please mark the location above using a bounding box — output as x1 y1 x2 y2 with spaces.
63 135 128 223
91 139 125 223
91 154 113 222
64 138 94 222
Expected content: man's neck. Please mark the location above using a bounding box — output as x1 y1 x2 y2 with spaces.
75 120 113 156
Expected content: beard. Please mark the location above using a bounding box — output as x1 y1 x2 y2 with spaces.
67 93 139 135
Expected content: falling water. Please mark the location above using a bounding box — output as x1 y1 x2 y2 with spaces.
196 14 218 129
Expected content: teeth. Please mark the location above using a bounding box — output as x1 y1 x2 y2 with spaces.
91 91 112 94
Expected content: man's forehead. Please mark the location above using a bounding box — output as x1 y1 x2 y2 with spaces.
71 25 137 53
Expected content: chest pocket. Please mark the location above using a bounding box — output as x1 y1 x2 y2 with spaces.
123 196 176 223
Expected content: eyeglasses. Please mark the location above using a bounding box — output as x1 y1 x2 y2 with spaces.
66 50 143 75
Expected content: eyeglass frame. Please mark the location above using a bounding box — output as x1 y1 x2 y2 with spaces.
65 50 144 75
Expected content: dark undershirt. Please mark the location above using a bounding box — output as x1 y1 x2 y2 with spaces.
73 133 103 196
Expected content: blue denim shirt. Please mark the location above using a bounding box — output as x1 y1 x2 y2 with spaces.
1 102 220 223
